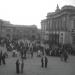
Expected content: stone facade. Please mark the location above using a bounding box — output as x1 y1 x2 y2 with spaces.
41 5 75 46
0 20 40 41
41 19 49 41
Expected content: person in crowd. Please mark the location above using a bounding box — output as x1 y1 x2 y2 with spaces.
2 53 6 64
63 50 68 62
16 59 20 74
21 59 24 73
41 55 48 68
60 50 64 61
24 50 27 59
0 50 2 65
41 55 44 68
60 52 63 61
45 56 48 68
30 47 33 58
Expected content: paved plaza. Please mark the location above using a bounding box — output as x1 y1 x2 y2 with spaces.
0 53 75 75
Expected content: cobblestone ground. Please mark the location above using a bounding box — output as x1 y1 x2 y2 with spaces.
0 53 75 75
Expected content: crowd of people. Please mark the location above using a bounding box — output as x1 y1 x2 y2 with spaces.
0 37 74 74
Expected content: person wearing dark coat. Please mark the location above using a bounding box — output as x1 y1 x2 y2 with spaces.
2 53 6 64
30 47 33 58
41 55 48 68
63 51 68 62
21 59 24 73
45 56 48 68
16 59 20 74
41 56 44 68
0 51 2 65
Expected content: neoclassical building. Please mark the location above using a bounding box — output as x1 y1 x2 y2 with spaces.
41 5 75 46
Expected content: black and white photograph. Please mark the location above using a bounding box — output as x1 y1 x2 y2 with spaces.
0 0 75 75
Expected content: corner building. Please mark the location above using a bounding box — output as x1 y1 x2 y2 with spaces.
41 5 75 46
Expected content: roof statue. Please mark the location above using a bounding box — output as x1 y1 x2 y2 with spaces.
55 4 60 12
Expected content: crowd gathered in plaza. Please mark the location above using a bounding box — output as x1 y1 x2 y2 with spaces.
0 37 75 74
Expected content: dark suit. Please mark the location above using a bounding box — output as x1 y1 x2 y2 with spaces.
45 56 48 68
41 57 44 68
0 51 2 65
2 53 6 64
16 59 20 74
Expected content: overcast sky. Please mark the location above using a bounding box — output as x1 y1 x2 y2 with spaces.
0 0 75 29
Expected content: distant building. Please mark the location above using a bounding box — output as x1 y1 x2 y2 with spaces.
0 20 40 41
41 5 75 46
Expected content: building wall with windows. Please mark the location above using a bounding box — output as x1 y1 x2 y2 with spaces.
0 20 40 41
41 5 75 46
41 19 49 41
